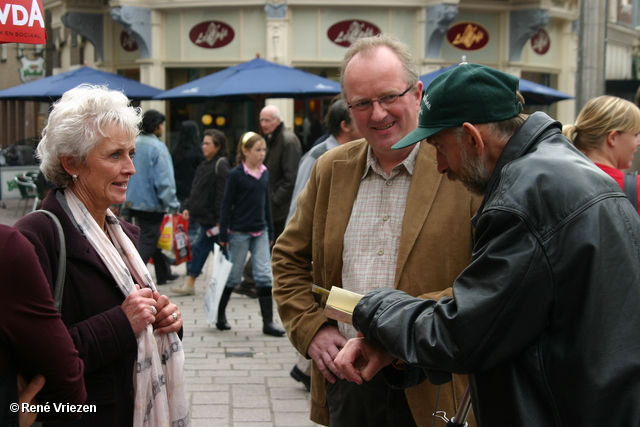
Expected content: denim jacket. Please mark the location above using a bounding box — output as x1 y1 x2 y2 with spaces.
126 133 180 212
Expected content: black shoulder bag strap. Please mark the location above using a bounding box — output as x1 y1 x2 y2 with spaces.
30 209 66 313
624 172 638 211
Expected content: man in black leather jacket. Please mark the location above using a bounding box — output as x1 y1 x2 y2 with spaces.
334 64 640 426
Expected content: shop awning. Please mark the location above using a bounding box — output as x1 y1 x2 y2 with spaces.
154 57 341 102
0 66 162 101
420 63 573 106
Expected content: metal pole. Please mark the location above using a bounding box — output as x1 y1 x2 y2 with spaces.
446 385 472 427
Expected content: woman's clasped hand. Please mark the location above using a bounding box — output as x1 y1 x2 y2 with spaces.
122 285 183 337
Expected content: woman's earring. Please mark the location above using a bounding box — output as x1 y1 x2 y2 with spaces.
72 174 78 183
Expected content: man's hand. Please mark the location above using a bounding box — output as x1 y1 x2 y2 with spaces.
334 337 395 385
307 325 348 383
18 373 45 427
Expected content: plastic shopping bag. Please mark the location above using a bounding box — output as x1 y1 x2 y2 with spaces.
204 244 233 325
157 214 173 251
172 214 192 265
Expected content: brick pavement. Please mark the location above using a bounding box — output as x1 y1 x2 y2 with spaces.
0 198 319 427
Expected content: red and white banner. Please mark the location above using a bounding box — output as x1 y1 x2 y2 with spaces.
0 0 47 45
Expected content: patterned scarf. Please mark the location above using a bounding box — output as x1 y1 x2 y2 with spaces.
64 189 189 427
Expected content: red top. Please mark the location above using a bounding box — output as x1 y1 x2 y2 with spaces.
596 163 640 214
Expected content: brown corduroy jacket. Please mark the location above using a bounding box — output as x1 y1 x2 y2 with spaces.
272 139 481 426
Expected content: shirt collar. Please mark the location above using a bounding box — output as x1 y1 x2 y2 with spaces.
242 161 267 179
362 141 421 180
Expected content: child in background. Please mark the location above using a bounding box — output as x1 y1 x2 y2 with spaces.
218 132 285 336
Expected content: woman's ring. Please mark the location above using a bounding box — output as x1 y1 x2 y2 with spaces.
172 312 178 321
151 306 157 316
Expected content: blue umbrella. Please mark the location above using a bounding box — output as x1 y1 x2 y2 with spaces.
419 64 573 105
154 57 341 101
419 64 458 88
0 67 162 101
517 79 574 105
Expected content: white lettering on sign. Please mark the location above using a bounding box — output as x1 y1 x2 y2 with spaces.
0 0 45 28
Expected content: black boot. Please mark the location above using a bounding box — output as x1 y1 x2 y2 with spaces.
216 287 233 331
257 287 285 337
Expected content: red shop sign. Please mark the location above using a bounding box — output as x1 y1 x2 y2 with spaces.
189 21 234 49
530 28 550 55
327 20 380 48
446 22 489 51
120 30 138 52
0 0 47 45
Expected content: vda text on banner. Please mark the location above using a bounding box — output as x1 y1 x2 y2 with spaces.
0 0 47 45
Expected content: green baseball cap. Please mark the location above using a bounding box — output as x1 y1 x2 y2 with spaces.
392 63 521 149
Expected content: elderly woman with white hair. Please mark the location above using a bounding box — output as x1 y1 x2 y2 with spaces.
15 85 189 427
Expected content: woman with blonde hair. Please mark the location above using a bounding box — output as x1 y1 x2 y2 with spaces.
563 95 640 213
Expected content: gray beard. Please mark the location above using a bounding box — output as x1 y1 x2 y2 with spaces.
446 146 491 196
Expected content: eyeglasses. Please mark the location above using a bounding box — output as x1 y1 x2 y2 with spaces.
347 86 414 111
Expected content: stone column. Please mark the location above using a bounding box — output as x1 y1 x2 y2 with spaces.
264 1 294 131
555 19 577 126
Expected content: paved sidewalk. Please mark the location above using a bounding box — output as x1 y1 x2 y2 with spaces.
1 198 319 427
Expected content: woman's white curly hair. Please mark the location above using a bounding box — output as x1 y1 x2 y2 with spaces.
37 84 142 187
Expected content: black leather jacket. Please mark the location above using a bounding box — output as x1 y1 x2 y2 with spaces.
353 113 640 426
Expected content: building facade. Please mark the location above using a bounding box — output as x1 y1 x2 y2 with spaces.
1 0 638 157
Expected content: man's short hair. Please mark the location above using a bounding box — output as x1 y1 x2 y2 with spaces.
339 34 419 95
325 100 352 137
141 110 165 135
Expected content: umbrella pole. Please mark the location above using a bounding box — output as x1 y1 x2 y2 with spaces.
250 96 266 134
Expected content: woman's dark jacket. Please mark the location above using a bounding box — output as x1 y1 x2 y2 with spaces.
182 154 230 225
0 226 86 425
15 189 140 426
173 146 205 202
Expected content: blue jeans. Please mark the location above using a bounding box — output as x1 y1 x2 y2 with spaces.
187 222 218 278
225 231 272 289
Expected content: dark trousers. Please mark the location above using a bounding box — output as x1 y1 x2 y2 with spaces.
130 210 172 283
186 221 218 278
326 373 417 427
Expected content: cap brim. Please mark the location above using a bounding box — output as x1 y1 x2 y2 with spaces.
392 126 446 149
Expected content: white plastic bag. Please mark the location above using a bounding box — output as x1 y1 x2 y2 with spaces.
204 244 233 325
